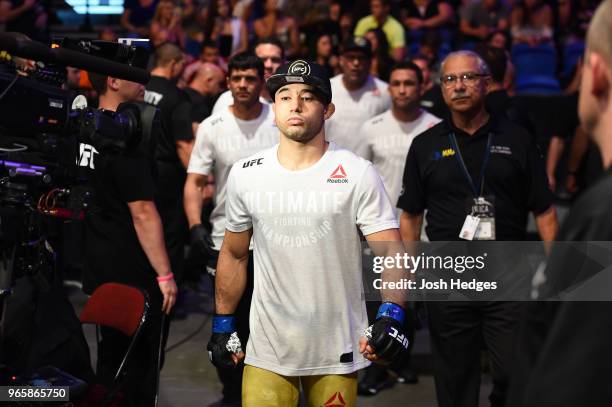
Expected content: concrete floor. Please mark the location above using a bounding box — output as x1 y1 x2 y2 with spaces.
72 282 493 407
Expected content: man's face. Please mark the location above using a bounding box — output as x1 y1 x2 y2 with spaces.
273 83 330 143
170 56 186 81
389 69 421 112
370 0 388 20
66 67 81 90
255 43 284 80
441 55 490 114
118 79 145 102
228 68 263 107
340 51 371 88
202 46 220 64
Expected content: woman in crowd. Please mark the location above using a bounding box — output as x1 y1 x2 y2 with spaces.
150 0 185 48
205 0 248 58
310 32 339 79
510 0 554 46
253 0 300 57
365 28 393 82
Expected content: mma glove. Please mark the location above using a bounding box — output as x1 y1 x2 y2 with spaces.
190 224 216 258
207 314 242 369
364 302 409 364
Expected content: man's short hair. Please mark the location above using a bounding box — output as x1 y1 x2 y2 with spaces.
88 72 108 95
389 61 424 84
201 39 218 52
153 42 183 68
475 44 507 83
440 50 490 76
253 37 285 60
228 51 265 78
371 0 390 7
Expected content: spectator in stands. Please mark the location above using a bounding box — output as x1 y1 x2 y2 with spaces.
0 0 48 42
510 0 554 46
150 0 185 48
488 29 511 50
402 0 454 44
556 0 586 48
200 40 225 68
412 54 434 92
185 62 226 131
310 32 339 79
253 0 300 58
412 53 448 118
354 0 406 62
121 0 159 38
204 0 248 58
458 0 511 44
365 28 394 82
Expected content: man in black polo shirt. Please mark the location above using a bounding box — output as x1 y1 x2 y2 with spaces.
508 1 612 405
145 43 192 296
397 50 558 407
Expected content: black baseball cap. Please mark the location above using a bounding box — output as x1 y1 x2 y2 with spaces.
342 36 372 58
266 60 332 104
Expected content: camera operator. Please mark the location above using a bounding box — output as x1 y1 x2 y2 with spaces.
86 72 177 406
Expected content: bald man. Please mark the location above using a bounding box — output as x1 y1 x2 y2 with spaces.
508 1 612 405
185 63 226 132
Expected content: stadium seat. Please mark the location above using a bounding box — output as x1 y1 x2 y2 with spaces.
512 43 558 78
562 41 586 78
515 75 562 95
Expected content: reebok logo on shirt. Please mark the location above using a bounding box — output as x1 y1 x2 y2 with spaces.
327 165 348 183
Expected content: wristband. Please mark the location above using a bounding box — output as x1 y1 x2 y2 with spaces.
376 302 405 325
212 314 236 333
156 272 174 282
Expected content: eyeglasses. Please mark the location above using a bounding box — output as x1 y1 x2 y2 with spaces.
440 72 489 88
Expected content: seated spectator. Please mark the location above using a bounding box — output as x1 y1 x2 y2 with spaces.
199 40 227 70
0 0 48 42
556 0 586 48
488 29 511 50
354 0 406 61
459 0 511 44
150 0 185 48
310 32 339 79
204 0 248 58
121 0 159 38
253 0 300 57
364 28 394 81
402 0 454 43
510 0 554 46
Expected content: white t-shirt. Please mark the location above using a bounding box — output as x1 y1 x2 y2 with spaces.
212 90 270 115
325 74 391 155
225 142 399 376
356 109 441 208
187 104 278 250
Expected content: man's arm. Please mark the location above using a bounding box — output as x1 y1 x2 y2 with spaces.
215 229 252 315
566 125 589 194
546 135 565 191
365 228 407 305
176 139 195 169
535 206 558 243
184 172 208 227
400 211 423 242
128 200 177 313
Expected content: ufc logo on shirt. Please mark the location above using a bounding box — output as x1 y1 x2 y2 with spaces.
77 143 99 169
144 90 163 106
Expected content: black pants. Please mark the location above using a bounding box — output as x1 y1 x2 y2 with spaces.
427 301 523 407
209 250 254 401
97 284 170 406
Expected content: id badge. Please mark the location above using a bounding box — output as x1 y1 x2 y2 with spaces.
459 215 480 241
471 196 496 240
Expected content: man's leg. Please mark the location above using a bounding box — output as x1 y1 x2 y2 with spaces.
427 301 482 407
242 365 299 407
302 372 358 407
481 301 523 407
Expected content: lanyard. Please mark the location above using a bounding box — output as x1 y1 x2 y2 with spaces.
448 132 493 197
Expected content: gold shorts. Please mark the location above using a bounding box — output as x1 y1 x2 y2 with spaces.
242 365 358 407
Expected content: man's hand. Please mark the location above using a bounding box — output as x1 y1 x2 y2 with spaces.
190 224 216 257
207 315 245 368
360 303 409 365
158 278 178 315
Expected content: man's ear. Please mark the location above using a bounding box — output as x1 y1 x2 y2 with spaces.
590 53 610 98
323 102 335 120
107 77 120 91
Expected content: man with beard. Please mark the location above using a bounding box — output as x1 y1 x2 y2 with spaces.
206 60 409 406
356 61 441 394
184 52 277 406
326 37 391 155
212 37 285 113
